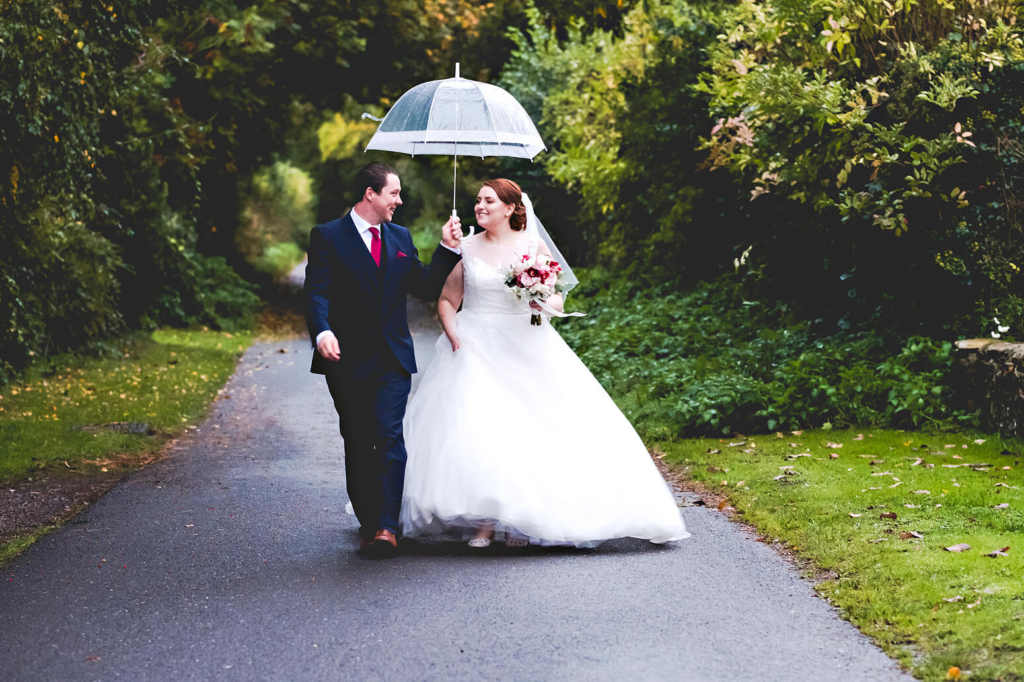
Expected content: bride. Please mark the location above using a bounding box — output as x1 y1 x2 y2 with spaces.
400 179 689 548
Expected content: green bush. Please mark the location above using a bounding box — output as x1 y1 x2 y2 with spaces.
503 0 1024 339
255 242 305 279
0 0 259 384
559 270 976 438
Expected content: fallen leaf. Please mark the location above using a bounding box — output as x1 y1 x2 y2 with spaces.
779 465 794 470
889 481 903 488
974 439 986 444
913 490 931 495
826 442 844 448
996 483 1020 489
707 466 724 473
944 543 971 552
773 475 785 480
904 504 918 508
849 513 862 518
86 656 101 662
853 434 865 441
945 444 956 449
910 458 923 467
870 459 885 465
706 448 721 454
735 480 746 487
717 500 728 511
900 531 924 539
829 453 840 459
986 546 1010 558
880 512 898 519
868 538 887 543
953 455 963 460
943 595 963 602
1003 466 1012 470
791 430 803 435
727 442 745 447
992 503 1010 509
967 598 981 608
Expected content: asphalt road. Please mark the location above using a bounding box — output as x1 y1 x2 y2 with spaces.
0 299 914 682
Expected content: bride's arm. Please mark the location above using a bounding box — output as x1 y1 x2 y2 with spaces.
438 262 464 352
531 240 564 314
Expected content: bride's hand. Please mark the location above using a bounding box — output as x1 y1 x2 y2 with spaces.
448 333 461 353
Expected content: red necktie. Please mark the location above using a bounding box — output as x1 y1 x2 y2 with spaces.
369 226 381 267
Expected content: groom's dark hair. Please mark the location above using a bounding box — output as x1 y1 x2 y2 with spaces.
354 162 398 201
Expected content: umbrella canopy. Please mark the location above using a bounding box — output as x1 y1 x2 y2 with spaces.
365 65 546 160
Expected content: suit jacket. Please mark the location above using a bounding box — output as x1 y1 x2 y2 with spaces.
304 212 462 377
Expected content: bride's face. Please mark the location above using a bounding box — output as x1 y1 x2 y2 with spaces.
475 187 512 229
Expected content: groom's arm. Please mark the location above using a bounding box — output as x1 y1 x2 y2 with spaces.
407 243 462 301
303 226 333 347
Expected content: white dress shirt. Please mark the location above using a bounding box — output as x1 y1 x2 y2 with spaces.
315 209 460 346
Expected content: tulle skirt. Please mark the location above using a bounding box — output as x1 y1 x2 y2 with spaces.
400 309 689 546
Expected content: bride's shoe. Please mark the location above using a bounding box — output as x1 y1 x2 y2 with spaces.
468 525 494 548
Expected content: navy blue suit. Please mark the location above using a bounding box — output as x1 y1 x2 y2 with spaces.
304 212 461 535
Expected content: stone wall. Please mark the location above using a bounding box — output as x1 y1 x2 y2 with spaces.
954 340 1024 439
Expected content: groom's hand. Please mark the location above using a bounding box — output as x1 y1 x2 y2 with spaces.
441 215 462 250
317 331 341 362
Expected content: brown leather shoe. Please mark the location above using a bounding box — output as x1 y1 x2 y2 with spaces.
371 529 399 557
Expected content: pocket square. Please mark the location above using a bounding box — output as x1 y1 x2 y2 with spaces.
397 251 408 258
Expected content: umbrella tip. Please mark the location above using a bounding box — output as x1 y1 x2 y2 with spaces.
455 62 460 79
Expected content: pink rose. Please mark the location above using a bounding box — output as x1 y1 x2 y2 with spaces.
543 270 558 286
519 272 537 287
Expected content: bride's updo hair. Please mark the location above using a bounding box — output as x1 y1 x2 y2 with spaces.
482 179 527 231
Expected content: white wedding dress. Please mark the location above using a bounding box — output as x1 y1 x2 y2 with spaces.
400 234 689 546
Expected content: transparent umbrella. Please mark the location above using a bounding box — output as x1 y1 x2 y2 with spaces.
363 63 546 219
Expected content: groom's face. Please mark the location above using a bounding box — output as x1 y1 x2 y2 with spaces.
368 173 402 224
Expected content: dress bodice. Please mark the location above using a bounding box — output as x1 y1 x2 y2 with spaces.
460 234 534 316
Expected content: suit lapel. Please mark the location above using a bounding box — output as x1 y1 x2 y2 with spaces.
381 222 400 294
340 212 382 293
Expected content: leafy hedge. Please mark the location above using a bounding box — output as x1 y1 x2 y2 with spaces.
0 0 258 384
559 270 975 438
503 0 1024 340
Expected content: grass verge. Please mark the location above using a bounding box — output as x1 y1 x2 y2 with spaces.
0 328 251 481
0 328 252 564
665 428 1024 681
0 523 59 567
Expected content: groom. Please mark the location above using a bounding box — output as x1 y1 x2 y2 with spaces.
304 162 462 556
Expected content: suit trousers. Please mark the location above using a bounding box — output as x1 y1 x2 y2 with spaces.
325 350 411 536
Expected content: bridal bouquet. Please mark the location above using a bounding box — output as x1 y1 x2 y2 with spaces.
500 253 571 326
